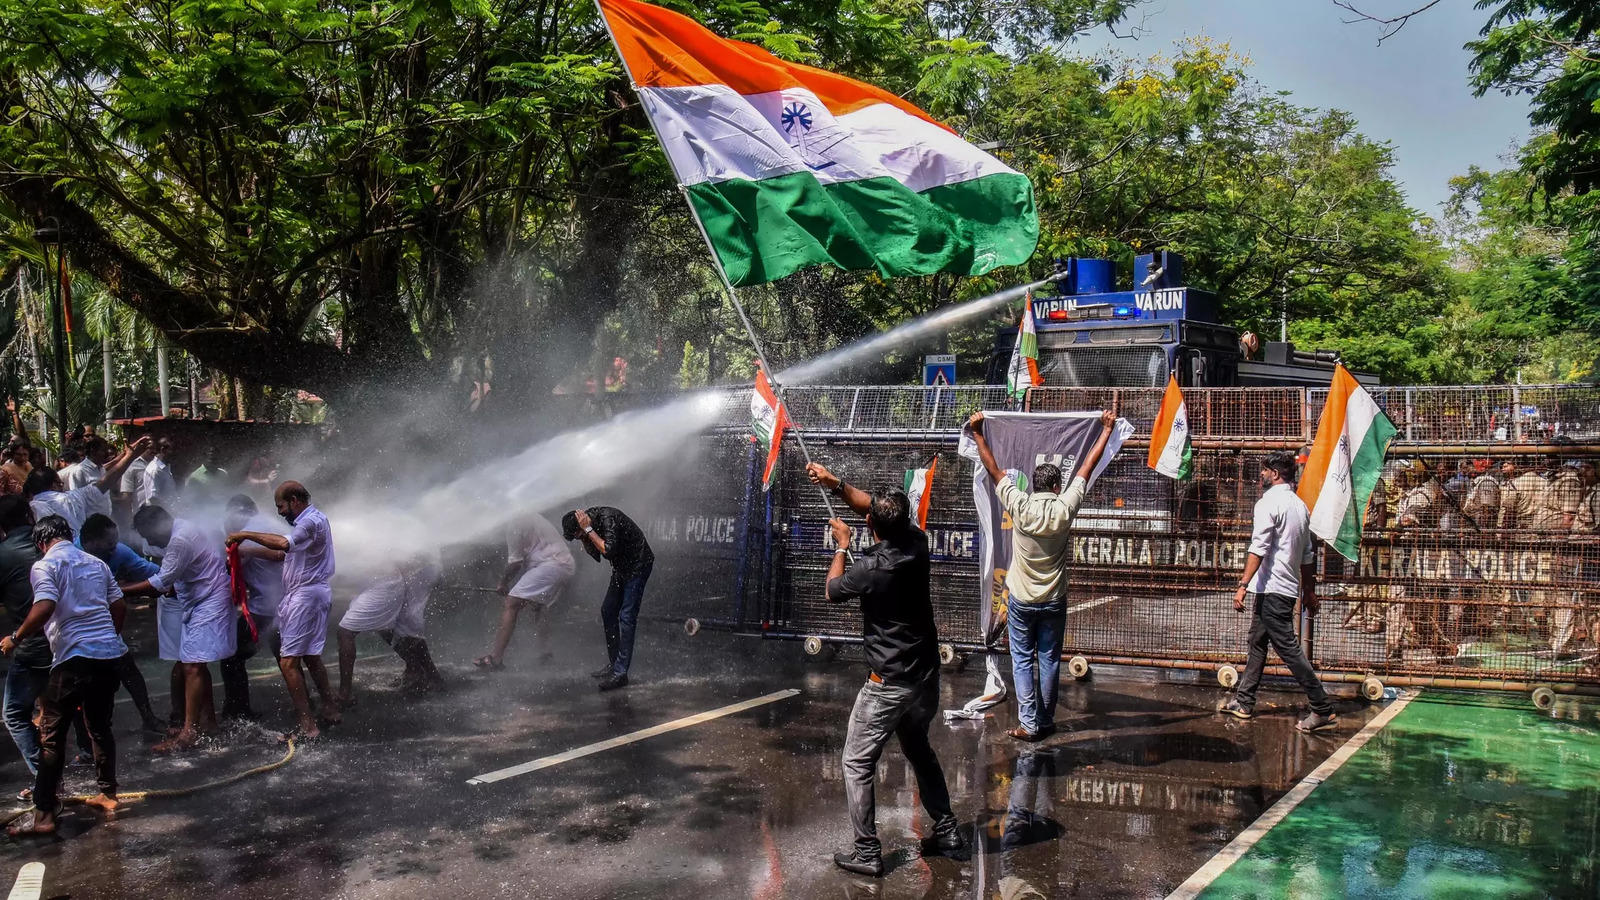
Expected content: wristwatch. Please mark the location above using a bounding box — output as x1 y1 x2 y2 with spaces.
583 526 595 535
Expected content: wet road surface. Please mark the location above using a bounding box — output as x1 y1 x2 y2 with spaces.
0 583 1382 899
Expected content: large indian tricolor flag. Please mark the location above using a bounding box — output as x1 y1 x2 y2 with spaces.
596 0 1038 287
1298 364 1397 561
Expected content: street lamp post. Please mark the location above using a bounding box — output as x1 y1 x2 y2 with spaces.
32 224 70 446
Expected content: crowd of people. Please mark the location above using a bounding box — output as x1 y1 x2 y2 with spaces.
1341 455 1600 661
0 427 658 839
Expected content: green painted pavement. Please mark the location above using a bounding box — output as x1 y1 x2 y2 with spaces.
1199 693 1600 899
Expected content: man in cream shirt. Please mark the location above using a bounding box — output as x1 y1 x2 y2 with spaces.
967 409 1116 742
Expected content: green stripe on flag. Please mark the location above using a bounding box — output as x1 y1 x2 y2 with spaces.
1336 413 1398 559
685 170 1038 287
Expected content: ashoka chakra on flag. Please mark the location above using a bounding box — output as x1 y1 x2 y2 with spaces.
597 0 1039 287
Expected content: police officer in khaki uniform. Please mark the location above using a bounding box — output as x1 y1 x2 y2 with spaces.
1551 461 1594 655
1341 473 1389 634
1458 459 1502 637
1388 461 1449 659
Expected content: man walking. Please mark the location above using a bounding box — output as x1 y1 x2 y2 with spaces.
562 506 652 691
966 409 1116 741
3 515 127 836
804 462 964 877
228 481 339 742
1219 451 1336 732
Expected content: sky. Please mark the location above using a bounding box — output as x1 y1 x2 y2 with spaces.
1074 0 1533 217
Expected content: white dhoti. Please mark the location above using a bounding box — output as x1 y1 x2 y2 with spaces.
278 584 334 657
179 594 238 664
508 558 575 607
157 597 184 662
340 573 433 639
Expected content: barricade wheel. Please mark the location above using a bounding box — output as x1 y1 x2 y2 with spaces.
1361 677 1385 702
803 636 824 656
1532 686 1556 711
1067 656 1091 680
938 643 957 666
1217 665 1239 689
683 618 701 637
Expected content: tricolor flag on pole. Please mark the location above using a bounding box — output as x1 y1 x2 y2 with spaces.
1148 374 1193 480
1005 293 1042 401
750 368 789 491
1298 364 1397 561
903 456 939 530
595 0 1038 287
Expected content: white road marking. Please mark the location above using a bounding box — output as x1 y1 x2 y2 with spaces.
467 688 803 785
1165 690 1419 899
1068 595 1117 614
7 862 44 900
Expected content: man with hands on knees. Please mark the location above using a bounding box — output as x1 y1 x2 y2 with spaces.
805 462 965 878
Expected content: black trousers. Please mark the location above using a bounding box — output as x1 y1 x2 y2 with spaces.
1235 592 1333 715
221 615 278 717
35 656 120 810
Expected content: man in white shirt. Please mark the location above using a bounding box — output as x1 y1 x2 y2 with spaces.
26 437 150 532
219 495 285 721
141 438 180 512
123 505 238 753
61 436 113 492
228 481 339 742
1220 451 1336 732
967 409 1116 742
0 515 127 836
475 512 576 671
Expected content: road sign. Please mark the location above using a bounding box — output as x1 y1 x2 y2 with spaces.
923 354 956 387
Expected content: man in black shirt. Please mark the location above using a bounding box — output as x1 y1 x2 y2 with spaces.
563 506 653 692
807 463 964 877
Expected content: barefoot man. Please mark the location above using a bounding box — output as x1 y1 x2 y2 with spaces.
476 512 575 671
3 515 127 836
123 505 237 752
229 482 339 741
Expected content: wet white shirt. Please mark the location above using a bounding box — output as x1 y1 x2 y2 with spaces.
148 519 234 621
507 513 575 573
30 541 127 665
233 514 286 618
31 485 112 533
1246 483 1316 597
282 505 335 595
61 458 103 492
142 457 178 510
122 456 150 497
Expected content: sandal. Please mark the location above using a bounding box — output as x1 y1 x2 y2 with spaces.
474 655 504 670
278 728 318 746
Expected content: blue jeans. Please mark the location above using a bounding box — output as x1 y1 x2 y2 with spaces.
4 663 50 775
1008 599 1066 734
601 562 651 677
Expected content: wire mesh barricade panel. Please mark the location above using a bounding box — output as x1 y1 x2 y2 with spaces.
695 384 1600 689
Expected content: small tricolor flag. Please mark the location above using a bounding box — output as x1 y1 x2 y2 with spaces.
1005 294 1042 401
1298 364 1397 561
1148 374 1192 480
750 368 789 491
595 0 1038 287
903 456 939 530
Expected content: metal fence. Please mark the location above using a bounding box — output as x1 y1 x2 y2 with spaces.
697 384 1600 694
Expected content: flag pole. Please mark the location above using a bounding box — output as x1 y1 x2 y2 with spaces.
594 0 843 524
